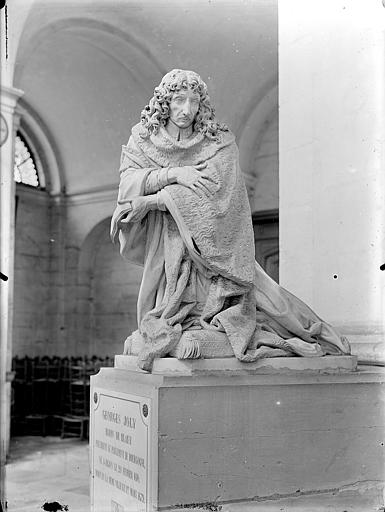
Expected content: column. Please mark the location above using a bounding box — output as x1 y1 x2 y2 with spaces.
0 86 23 473
279 0 385 360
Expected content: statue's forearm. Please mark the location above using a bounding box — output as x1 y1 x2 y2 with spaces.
166 167 178 184
144 192 167 212
144 167 177 194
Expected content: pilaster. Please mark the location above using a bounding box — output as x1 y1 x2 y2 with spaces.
278 0 385 362
0 85 24 465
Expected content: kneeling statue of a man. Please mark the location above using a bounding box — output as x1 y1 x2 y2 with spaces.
111 69 350 372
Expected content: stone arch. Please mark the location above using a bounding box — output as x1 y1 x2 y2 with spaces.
15 17 166 87
17 99 63 195
237 82 278 208
260 247 279 284
77 217 143 356
249 112 278 213
14 16 167 196
78 217 111 279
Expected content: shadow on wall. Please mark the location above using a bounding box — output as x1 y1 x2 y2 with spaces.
78 217 143 357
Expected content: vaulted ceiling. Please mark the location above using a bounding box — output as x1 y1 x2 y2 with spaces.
13 0 278 196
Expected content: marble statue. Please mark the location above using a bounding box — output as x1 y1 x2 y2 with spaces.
111 69 350 372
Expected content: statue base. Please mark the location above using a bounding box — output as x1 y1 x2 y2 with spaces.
90 355 384 511
124 328 235 359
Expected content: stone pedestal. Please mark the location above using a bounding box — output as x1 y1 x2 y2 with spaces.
90 355 384 511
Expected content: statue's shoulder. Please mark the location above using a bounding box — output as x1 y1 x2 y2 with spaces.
120 123 151 164
130 122 147 141
125 122 152 154
221 128 236 146
209 128 237 153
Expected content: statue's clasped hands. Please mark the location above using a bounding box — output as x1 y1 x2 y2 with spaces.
170 163 215 197
119 163 215 226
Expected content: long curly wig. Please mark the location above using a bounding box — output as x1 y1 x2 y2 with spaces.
140 69 227 141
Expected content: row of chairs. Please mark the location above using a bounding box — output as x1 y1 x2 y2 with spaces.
11 356 114 439
12 355 113 382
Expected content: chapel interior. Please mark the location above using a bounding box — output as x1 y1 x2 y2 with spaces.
1 0 384 511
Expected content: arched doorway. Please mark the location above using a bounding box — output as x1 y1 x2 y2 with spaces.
78 218 143 357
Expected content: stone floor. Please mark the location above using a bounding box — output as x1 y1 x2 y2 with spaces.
5 436 90 512
4 436 385 511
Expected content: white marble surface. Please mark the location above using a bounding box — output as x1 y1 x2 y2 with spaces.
91 361 384 509
6 436 384 511
114 354 358 376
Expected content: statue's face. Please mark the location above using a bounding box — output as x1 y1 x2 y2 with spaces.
168 87 200 129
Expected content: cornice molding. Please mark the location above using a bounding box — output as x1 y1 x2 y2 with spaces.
65 186 117 206
252 208 279 224
15 183 50 204
1 86 24 111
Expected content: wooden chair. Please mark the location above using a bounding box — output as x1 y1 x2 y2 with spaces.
60 358 89 439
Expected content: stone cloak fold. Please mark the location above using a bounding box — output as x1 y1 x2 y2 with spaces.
111 123 350 371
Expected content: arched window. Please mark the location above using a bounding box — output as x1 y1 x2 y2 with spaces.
14 132 42 188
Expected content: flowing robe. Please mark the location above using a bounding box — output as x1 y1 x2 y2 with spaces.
111 123 350 371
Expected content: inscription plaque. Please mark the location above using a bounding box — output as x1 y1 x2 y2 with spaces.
91 388 150 512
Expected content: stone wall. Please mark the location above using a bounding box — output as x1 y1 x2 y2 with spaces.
88 223 142 356
13 185 51 356
250 114 278 213
70 217 143 358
